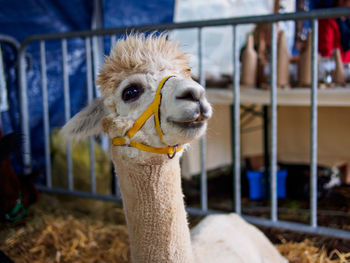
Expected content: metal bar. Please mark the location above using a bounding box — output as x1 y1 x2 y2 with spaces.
91 0 103 98
20 7 350 45
110 35 116 52
62 39 73 190
245 215 350 240
263 106 269 197
0 47 6 128
40 41 51 187
232 25 241 215
0 34 20 49
92 35 110 152
92 37 102 97
270 22 278 222
91 0 110 152
36 184 121 203
85 37 96 194
198 28 207 212
310 19 319 228
18 47 32 174
186 207 350 240
243 205 350 218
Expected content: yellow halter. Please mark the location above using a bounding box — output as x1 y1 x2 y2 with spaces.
112 76 183 158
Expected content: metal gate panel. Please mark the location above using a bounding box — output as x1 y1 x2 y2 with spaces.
14 7 350 240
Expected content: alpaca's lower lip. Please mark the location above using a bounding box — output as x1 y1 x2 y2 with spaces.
171 120 205 129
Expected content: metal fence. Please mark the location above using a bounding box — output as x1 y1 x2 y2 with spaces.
11 7 350 240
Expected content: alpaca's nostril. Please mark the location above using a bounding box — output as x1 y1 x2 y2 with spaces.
176 89 199 102
200 104 211 119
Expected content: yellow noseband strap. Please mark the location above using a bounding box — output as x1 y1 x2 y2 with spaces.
112 76 183 158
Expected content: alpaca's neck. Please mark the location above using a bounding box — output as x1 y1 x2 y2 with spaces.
114 155 193 263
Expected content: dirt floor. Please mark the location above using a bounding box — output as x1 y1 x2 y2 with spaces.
1 193 350 263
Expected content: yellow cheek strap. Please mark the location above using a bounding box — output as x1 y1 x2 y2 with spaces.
112 76 183 158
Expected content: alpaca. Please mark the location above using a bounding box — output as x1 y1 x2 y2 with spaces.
62 34 286 263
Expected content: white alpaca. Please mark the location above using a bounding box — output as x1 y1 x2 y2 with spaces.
62 34 286 263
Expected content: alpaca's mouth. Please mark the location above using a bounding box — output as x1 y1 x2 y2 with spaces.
171 120 205 129
169 115 206 129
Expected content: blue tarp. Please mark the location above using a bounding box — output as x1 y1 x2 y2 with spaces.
104 0 174 28
0 0 174 176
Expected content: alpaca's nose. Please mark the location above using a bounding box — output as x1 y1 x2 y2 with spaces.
176 86 203 102
175 84 212 120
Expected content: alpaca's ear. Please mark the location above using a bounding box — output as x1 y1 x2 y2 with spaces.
61 98 105 140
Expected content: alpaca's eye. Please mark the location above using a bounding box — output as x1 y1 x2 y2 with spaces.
122 83 144 102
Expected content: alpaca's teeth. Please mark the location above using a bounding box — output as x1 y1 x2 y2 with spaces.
195 115 204 122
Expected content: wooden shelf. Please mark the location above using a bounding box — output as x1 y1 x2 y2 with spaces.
206 87 350 106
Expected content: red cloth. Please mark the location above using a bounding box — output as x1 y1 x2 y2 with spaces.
0 130 21 214
0 131 39 218
318 18 350 63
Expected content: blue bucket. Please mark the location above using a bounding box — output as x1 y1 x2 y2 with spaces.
277 169 287 199
247 170 266 200
247 170 287 200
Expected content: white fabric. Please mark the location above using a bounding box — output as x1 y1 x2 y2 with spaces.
0 46 8 113
172 0 295 78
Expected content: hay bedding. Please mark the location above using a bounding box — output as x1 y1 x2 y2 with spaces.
1 195 130 263
1 195 350 263
276 240 350 263
3 216 129 263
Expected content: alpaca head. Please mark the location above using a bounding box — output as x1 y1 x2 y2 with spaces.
62 34 212 162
